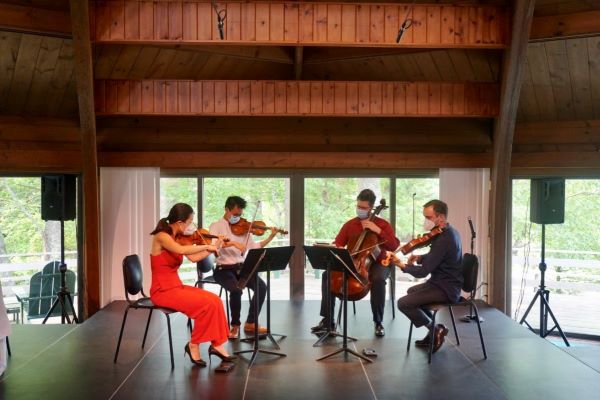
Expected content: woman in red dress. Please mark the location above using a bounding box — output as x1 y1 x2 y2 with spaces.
150 203 235 367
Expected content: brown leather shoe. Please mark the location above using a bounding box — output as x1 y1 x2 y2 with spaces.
432 324 449 353
244 322 268 334
228 325 240 340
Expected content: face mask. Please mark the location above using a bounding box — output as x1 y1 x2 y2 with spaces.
183 222 197 236
356 208 370 220
229 215 241 224
423 218 436 231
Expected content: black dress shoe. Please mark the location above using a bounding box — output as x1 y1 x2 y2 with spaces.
432 324 449 353
375 323 385 337
415 333 432 347
184 343 207 367
208 345 237 363
311 318 335 332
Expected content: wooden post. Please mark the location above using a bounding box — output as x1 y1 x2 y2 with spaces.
289 173 305 300
70 0 101 318
490 0 536 314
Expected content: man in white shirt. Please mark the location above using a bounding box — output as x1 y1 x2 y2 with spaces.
209 196 280 339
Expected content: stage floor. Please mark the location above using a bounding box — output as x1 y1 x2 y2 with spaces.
2 300 600 400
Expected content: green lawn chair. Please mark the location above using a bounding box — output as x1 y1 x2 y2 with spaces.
15 261 77 323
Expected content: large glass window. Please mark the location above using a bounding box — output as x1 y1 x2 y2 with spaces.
202 177 290 299
0 177 79 324
304 177 391 299
511 179 600 337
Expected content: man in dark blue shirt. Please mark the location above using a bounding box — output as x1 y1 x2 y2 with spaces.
395 200 463 353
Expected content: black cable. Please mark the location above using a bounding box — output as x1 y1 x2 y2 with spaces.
212 1 227 40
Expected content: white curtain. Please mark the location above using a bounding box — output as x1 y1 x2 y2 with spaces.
100 167 160 306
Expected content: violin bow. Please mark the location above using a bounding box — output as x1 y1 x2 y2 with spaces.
242 200 261 255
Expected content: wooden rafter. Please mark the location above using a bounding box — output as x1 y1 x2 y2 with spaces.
0 2 71 38
530 9 600 41
91 1 509 48
94 79 500 117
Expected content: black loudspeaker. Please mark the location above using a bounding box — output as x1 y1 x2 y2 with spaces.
530 178 565 224
41 175 77 221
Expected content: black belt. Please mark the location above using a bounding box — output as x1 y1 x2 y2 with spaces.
216 263 243 270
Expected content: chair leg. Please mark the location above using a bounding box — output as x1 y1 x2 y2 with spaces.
472 302 487 359
114 306 131 363
166 314 175 370
352 301 356 315
187 318 193 334
448 306 460 345
407 322 413 352
6 337 11 357
337 303 342 327
225 290 231 326
247 288 251 303
390 272 396 319
428 311 438 364
142 308 153 349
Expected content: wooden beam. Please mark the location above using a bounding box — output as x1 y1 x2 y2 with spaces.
489 0 535 314
0 149 81 172
515 120 600 144
530 10 600 41
70 0 101 318
94 80 500 117
0 115 80 142
0 3 71 38
99 151 492 169
294 46 303 80
91 1 509 49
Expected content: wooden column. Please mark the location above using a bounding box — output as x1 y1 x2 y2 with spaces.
289 173 305 301
490 0 535 314
70 0 101 317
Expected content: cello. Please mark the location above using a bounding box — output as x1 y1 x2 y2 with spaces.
330 199 388 301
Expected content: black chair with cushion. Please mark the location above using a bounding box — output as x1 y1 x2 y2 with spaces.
406 253 487 363
113 254 179 370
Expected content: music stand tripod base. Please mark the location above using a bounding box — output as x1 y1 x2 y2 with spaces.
234 248 291 368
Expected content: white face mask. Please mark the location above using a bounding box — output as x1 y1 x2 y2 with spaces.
356 208 370 220
423 218 436 231
183 222 197 236
229 215 241 224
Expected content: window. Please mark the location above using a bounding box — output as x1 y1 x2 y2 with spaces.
511 179 600 337
304 177 390 299
0 177 79 324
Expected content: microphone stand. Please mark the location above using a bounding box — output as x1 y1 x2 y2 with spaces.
460 217 484 323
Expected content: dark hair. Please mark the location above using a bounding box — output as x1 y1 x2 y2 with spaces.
423 199 448 217
356 189 376 207
225 196 247 210
150 203 194 235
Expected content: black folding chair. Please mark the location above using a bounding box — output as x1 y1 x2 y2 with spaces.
6 337 10 357
113 254 181 370
406 253 487 363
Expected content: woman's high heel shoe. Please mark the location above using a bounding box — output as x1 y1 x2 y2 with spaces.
184 343 207 367
208 346 237 363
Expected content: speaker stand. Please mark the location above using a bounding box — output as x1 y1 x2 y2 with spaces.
519 224 568 346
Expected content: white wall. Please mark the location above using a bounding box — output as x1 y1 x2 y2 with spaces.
439 168 490 299
100 167 160 306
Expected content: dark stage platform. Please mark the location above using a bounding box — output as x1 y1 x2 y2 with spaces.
2 300 599 400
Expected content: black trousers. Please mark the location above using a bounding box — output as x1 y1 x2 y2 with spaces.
319 263 390 324
396 281 449 328
213 268 266 326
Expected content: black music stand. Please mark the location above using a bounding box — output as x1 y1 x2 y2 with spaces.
234 247 292 368
304 246 372 363
305 245 355 347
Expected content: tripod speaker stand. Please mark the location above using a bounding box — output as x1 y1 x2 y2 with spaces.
518 224 569 346
41 175 79 324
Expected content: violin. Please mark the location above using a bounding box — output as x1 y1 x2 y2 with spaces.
381 226 444 267
176 228 229 253
229 218 288 236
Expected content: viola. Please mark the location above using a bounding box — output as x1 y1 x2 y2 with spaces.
176 228 229 253
381 226 444 267
330 199 388 301
229 218 288 236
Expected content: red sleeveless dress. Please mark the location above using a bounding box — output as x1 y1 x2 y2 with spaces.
150 250 228 346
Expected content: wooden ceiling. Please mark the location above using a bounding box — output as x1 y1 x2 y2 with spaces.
0 0 599 170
